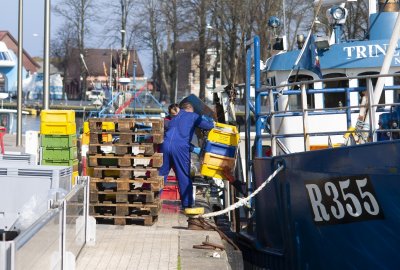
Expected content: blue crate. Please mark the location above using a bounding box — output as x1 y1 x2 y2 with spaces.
204 140 236 158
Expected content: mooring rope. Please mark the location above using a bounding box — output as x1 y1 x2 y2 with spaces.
196 165 284 219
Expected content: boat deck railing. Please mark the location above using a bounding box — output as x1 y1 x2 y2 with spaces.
0 176 90 270
261 74 400 155
246 35 400 158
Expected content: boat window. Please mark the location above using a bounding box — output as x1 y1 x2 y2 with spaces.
266 77 276 87
0 52 11 61
358 72 385 105
0 73 5 92
322 73 348 108
288 75 314 110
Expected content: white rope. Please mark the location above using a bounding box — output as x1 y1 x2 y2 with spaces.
196 165 284 219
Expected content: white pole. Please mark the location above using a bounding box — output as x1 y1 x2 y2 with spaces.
369 0 377 16
372 13 400 110
17 0 23 146
282 0 288 50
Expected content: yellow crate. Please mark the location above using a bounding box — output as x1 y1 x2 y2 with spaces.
83 122 90 134
102 133 112 142
72 171 79 186
201 153 236 179
41 110 75 123
207 122 239 146
200 163 225 179
203 152 236 168
41 122 76 135
102 122 115 131
81 133 90 145
83 121 115 134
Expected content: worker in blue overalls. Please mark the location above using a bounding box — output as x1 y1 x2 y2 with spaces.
160 102 214 209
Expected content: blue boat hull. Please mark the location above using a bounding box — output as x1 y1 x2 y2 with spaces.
243 140 400 270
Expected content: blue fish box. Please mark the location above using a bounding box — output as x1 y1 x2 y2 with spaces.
204 141 236 158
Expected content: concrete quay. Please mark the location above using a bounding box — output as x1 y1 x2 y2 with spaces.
76 201 237 270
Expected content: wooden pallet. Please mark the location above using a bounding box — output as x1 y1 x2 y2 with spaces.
88 118 163 133
94 215 158 226
89 132 163 144
90 177 164 192
88 143 156 156
91 167 160 179
90 201 161 216
90 190 158 203
87 153 163 168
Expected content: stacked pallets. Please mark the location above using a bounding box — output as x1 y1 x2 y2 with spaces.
87 117 164 226
200 122 240 180
40 110 79 184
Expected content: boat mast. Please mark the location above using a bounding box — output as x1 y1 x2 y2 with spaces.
369 1 400 131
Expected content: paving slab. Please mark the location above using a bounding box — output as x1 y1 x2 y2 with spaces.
76 201 231 270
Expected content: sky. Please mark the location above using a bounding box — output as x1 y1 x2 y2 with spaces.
0 0 152 76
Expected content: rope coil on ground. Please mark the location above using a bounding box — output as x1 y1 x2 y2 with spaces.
196 165 284 219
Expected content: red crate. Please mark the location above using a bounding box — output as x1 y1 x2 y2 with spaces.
161 185 180 200
167 176 177 183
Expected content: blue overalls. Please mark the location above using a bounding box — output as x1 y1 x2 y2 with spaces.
160 110 214 208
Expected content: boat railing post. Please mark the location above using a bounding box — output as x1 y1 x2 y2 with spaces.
346 87 351 129
269 89 276 156
245 37 254 233
367 78 376 141
301 83 310 151
254 36 263 158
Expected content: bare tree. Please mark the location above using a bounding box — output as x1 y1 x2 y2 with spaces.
161 0 186 103
344 0 369 40
136 0 170 101
98 0 143 82
185 0 211 101
51 22 78 99
53 0 98 100
210 0 240 85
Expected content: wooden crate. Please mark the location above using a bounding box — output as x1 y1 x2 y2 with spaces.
91 167 160 179
89 132 163 144
88 118 163 133
89 177 164 192
94 215 158 226
89 190 157 204
88 143 156 156
87 153 163 168
89 201 161 216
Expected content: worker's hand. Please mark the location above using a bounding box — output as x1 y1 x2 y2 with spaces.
192 147 201 155
201 115 214 123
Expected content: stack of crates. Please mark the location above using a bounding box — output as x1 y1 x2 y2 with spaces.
200 122 240 180
40 110 79 185
86 117 164 226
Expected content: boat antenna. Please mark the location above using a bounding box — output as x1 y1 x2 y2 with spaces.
286 0 323 81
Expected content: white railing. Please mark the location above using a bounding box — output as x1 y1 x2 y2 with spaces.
0 176 92 270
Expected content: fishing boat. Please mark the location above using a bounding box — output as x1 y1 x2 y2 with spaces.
236 0 400 269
